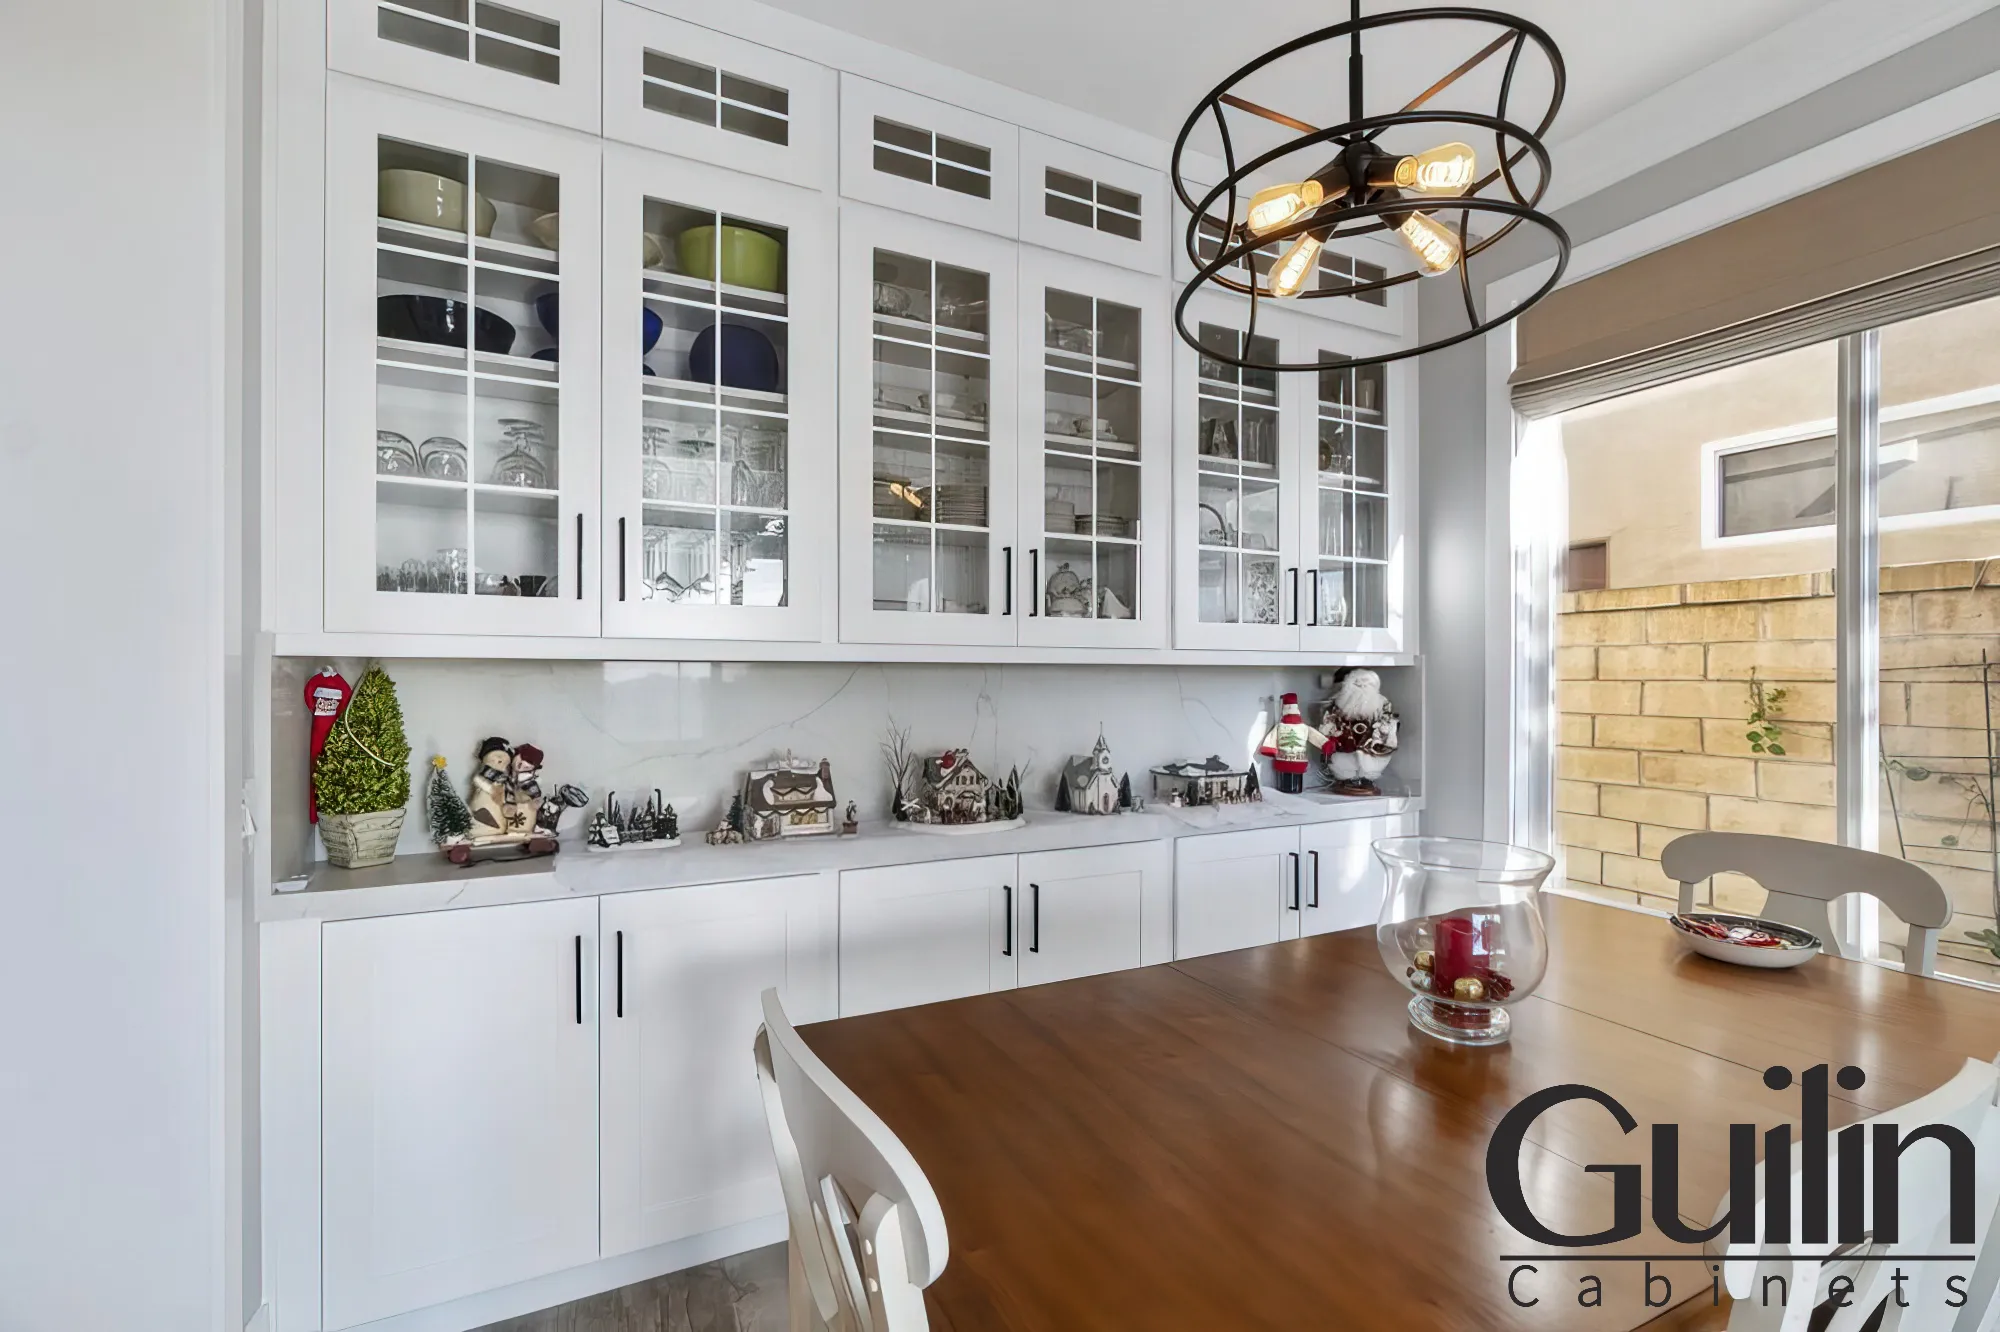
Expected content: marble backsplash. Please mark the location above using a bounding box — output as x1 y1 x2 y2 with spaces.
272 658 1421 876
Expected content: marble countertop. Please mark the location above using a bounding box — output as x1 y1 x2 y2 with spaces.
261 790 1422 924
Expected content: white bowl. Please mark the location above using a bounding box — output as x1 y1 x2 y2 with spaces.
1669 912 1822 969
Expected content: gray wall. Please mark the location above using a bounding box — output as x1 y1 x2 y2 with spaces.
1416 10 2000 840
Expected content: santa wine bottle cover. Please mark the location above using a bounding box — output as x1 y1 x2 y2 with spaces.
303 667 353 823
1259 693 1333 795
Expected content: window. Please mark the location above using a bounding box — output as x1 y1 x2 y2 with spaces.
1193 218 1387 305
871 118 991 199
1564 541 1606 592
642 48 789 145
1043 169 1141 241
378 0 561 85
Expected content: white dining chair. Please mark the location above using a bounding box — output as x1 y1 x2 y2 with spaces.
1660 831 1954 976
1709 1055 2000 1331
753 987 949 1332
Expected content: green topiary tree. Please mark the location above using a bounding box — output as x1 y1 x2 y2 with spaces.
315 665 412 816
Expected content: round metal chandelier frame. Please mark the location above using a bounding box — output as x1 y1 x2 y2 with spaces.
1170 5 1574 373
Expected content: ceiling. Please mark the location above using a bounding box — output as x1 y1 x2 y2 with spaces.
755 0 1840 154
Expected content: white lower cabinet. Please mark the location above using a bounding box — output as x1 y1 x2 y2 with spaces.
838 842 1171 1015
321 898 601 1329
1174 815 1414 960
600 874 837 1258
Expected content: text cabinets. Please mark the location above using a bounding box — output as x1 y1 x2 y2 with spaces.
321 898 600 1328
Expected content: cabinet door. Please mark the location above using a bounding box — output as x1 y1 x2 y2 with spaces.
1173 827 1302 960
599 874 836 1258
322 899 599 1328
839 855 1016 1017
1017 841 1172 988
1301 813 1415 937
1017 248 1169 648
841 206 1020 645
1300 331 1414 654
329 0 600 134
839 76 1019 237
1172 292 1305 650
601 148 834 641
325 82 602 636
1018 131 1166 274
602 2 835 190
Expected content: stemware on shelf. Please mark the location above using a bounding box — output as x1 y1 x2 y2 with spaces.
376 430 421 477
489 418 550 488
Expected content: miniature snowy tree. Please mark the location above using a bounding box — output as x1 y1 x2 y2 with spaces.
1245 765 1262 799
1117 773 1133 810
662 803 679 840
726 792 746 833
426 754 473 844
1054 774 1072 813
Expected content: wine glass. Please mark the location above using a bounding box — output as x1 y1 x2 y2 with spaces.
1375 836 1555 1046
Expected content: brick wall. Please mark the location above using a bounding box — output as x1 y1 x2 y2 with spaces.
1557 560 2000 983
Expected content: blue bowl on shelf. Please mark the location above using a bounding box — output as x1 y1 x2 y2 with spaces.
532 347 559 363
378 294 515 354
642 307 663 353
690 323 780 393
533 291 560 337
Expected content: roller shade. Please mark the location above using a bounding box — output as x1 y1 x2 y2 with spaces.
1510 121 2000 419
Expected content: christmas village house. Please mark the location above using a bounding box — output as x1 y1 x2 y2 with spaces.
911 748 990 824
1060 732 1123 815
742 755 838 840
1151 755 1259 806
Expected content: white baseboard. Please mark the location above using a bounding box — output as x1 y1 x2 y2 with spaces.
338 1215 787 1332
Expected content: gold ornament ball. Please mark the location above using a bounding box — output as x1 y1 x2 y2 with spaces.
1413 949 1435 973
1451 976 1487 1003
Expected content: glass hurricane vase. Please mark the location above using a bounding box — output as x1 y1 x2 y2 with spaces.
1374 836 1555 1046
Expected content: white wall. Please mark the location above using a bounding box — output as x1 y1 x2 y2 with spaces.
0 2 232 1329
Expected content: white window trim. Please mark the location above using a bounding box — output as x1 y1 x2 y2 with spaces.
1700 382 2000 548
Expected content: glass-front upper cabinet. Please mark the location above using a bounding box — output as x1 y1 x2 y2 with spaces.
325 82 601 635
840 206 1018 646
329 0 602 134
1302 348 1408 652
1017 250 1169 648
600 150 833 641
1172 296 1303 651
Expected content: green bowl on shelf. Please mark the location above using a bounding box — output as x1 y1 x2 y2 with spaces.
378 169 496 237
677 224 782 291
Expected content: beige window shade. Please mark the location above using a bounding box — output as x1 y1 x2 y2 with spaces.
1510 121 2000 418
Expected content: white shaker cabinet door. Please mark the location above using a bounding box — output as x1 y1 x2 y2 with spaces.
1300 813 1415 937
839 855 1017 1017
598 874 836 1258
321 898 600 1329
1172 827 1302 960
1016 841 1172 988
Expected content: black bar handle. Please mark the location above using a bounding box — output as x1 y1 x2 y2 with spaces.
1029 549 1040 617
1003 884 1013 956
574 934 583 1023
1289 853 1301 911
1309 851 1321 909
575 513 584 600
1003 546 1013 615
1306 569 1318 626
618 518 626 602
1287 567 1300 625
1030 882 1040 953
615 929 624 1017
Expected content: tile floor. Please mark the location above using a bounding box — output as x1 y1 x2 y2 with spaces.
472 1243 788 1332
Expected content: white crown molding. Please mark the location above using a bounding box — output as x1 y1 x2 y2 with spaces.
1544 0 2000 211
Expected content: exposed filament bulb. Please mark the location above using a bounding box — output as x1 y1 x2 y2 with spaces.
1269 234 1323 298
1398 211 1461 275
1393 142 1477 196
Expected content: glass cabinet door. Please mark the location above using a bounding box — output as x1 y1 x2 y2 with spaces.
840 208 1018 646
326 83 601 635
601 152 832 640
1018 250 1168 647
1303 346 1406 651
1172 297 1301 650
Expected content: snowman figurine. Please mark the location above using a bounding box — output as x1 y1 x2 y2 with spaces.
1321 668 1400 797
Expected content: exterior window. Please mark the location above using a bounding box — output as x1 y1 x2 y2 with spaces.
642 48 789 145
872 118 991 199
378 0 561 85
1563 541 1606 592
1044 169 1142 241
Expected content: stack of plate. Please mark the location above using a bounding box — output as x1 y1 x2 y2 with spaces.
1045 498 1077 533
1092 515 1131 539
932 483 988 527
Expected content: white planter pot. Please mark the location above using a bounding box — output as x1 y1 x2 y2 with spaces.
321 808 407 868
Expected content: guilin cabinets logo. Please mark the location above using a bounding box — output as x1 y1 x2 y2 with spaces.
1484 1064 1983 1316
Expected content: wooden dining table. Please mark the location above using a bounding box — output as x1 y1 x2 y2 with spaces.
801 894 2000 1331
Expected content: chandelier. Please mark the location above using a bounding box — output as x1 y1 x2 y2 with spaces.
1171 2 1571 372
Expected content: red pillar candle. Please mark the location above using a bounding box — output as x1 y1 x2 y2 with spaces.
1432 911 1499 991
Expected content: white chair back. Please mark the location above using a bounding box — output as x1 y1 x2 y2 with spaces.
1717 1056 2000 1331
1660 831 1953 976
754 987 948 1332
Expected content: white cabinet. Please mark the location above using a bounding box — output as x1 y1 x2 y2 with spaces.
599 874 836 1258
1017 248 1171 648
321 898 599 1329
839 76 1019 236
841 206 1020 645
1173 827 1301 960
329 0 602 134
839 855 1016 1016
601 148 835 640
1300 813 1413 936
602 2 835 190
1018 131 1166 274
1016 842 1173 986
325 81 602 635
1297 341 1414 655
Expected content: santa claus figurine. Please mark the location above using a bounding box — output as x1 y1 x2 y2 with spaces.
1259 693 1334 794
1321 668 1400 797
